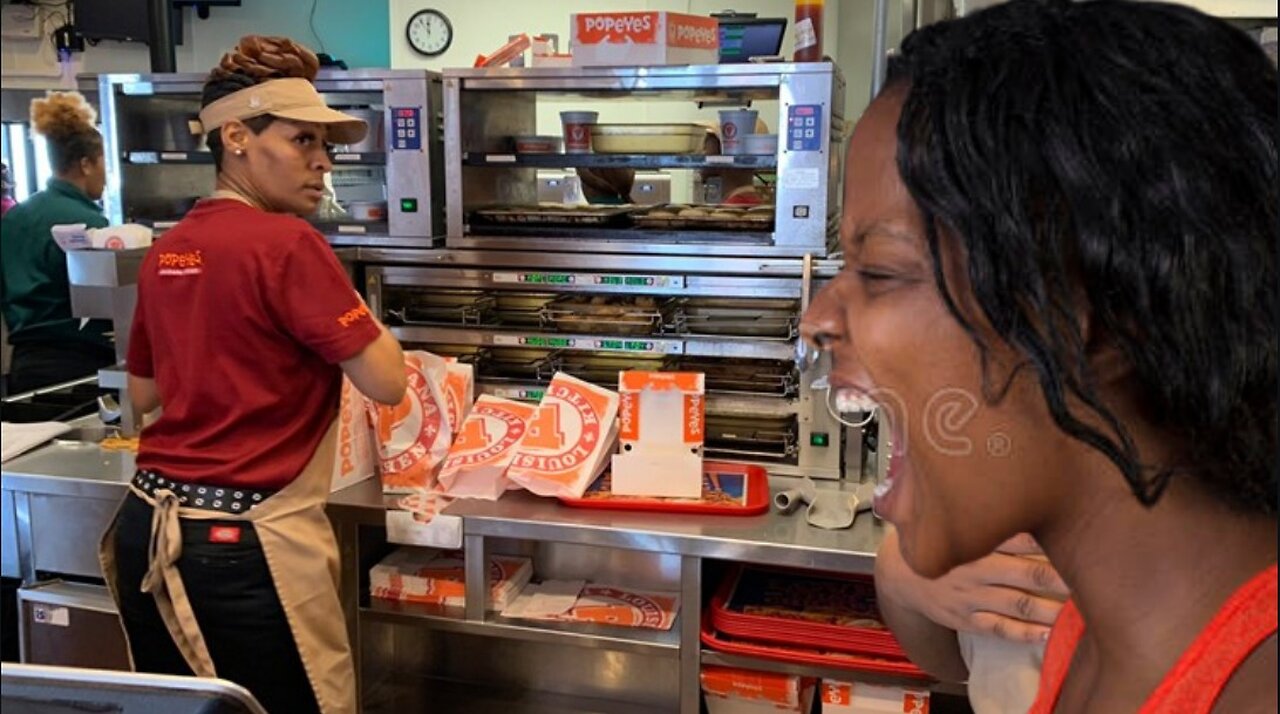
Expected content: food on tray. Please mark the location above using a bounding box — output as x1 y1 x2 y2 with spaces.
710 209 741 219
546 295 662 335
678 207 710 218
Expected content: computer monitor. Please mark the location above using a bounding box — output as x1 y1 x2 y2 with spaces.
717 17 789 63
1 663 268 714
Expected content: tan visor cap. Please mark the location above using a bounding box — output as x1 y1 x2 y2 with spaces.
197 77 368 145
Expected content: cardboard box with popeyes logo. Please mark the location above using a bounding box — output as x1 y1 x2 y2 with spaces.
506 372 619 499
701 666 816 714
370 548 532 611
611 371 705 498
820 681 930 713
571 11 719 67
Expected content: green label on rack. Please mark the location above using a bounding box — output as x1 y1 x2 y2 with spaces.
521 273 574 285
521 336 574 348
594 339 659 353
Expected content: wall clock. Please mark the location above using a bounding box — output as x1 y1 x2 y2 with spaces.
406 9 452 57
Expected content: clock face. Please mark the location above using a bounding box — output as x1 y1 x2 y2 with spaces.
407 9 452 57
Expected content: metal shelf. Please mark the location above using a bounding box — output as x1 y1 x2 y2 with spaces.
477 381 801 418
124 150 387 165
388 326 795 360
463 152 776 170
360 599 680 657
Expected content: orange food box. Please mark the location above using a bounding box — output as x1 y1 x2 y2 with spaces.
370 351 453 494
439 395 536 500
571 11 720 67
506 372 620 499
701 666 816 714
820 681 931 713
611 370 705 498
559 584 680 631
369 548 532 611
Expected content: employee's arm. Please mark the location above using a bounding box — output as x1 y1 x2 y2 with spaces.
341 322 406 405
127 373 161 415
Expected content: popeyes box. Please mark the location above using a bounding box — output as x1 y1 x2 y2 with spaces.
439 395 536 500
701 666 816 714
503 580 680 631
505 372 620 499
370 548 532 611
611 371 705 498
370 351 454 494
571 11 719 67
820 681 930 713
330 377 377 492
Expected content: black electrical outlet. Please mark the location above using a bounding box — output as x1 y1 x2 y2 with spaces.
53 24 85 53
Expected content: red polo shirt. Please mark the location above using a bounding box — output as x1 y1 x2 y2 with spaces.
127 199 381 490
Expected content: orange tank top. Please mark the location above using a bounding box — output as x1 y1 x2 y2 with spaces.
1029 563 1277 713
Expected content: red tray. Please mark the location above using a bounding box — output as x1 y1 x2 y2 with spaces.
701 616 931 680
710 565 908 658
558 461 770 516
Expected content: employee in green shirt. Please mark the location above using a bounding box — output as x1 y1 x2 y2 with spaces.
1 91 114 393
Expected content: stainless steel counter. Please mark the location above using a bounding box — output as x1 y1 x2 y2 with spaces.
329 474 882 574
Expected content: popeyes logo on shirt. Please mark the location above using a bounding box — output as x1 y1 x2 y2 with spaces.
338 303 371 328
157 250 204 276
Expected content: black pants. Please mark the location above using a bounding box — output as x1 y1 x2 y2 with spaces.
111 492 321 714
8 340 116 394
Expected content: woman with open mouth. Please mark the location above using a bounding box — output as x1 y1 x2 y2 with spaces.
800 0 1277 711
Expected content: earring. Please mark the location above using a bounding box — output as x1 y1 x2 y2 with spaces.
234 148 245 156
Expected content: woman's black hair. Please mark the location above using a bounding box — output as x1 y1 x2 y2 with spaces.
885 0 1277 513
200 72 274 170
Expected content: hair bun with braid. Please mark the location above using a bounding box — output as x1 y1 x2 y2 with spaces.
210 35 320 83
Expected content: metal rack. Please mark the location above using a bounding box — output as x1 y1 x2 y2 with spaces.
442 63 845 258
364 255 850 478
97 69 446 248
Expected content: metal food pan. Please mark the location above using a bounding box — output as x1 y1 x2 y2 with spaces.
589 124 708 154
472 204 640 227
543 295 671 335
494 292 558 327
633 205 773 232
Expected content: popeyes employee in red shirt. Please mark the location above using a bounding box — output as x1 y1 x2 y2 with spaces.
97 37 406 714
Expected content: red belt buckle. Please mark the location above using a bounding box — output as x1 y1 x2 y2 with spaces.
209 525 242 544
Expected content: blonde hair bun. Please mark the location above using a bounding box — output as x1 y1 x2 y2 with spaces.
211 35 320 83
30 91 97 141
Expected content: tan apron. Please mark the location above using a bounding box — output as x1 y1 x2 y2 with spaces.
99 419 355 714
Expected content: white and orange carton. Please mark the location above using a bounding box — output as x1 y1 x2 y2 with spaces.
571 11 719 67
330 376 377 492
820 681 930 714
442 359 475 435
611 371 705 498
369 548 532 611
701 666 816 714
438 395 536 500
370 351 453 494
506 372 620 499
560 583 680 631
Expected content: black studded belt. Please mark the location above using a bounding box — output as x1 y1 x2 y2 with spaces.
131 470 276 515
